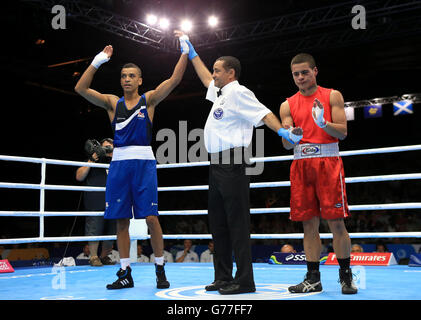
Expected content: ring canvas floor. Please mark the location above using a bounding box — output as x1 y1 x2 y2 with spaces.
1 263 420 300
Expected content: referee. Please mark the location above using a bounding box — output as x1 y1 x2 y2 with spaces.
175 31 303 295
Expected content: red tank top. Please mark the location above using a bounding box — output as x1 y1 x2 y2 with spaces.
287 86 338 144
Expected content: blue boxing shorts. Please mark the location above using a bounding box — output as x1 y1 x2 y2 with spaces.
104 159 158 220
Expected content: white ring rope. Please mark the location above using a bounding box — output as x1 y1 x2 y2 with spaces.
2 144 421 168
1 232 421 245
1 144 421 244
1 173 421 191
1 203 421 218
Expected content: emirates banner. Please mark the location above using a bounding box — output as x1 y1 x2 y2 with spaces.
0 259 15 273
325 253 397 266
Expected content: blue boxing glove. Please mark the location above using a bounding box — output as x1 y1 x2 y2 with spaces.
186 39 198 60
278 128 293 144
278 127 303 145
178 35 198 60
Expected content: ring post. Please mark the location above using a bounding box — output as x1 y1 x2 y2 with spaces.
39 159 47 240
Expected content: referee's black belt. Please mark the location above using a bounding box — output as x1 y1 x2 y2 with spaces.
209 147 250 165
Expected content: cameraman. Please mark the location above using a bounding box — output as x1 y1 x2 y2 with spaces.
76 138 116 267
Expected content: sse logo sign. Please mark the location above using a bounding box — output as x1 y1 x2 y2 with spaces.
269 253 328 265
285 254 306 262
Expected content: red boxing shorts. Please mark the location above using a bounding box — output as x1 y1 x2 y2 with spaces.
289 156 349 221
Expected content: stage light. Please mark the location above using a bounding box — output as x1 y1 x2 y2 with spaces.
208 16 218 27
146 14 158 25
180 19 193 32
159 18 170 30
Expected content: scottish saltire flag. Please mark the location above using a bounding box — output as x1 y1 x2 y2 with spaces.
393 100 413 116
364 105 382 118
344 106 355 121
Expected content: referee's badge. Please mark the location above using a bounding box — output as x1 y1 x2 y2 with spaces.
213 108 224 120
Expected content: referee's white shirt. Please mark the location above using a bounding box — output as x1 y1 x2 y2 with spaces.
204 80 271 153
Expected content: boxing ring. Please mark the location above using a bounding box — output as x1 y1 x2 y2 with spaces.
1 144 421 301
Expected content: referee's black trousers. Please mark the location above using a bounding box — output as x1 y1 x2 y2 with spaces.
208 157 255 288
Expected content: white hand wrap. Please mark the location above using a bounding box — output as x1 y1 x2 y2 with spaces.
179 35 190 54
312 104 327 128
91 51 110 69
288 128 303 144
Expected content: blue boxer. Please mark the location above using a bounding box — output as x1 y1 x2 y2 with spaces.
104 94 158 220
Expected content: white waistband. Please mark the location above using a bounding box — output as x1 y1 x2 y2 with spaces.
294 143 339 159
112 146 155 161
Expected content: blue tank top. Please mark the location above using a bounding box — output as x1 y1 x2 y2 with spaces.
111 94 152 147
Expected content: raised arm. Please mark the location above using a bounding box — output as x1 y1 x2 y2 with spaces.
145 51 188 109
174 30 213 88
74 45 119 122
191 56 213 88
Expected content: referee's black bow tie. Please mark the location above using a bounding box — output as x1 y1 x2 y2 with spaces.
217 89 222 97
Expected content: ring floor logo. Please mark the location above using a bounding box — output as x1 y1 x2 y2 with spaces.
155 284 322 300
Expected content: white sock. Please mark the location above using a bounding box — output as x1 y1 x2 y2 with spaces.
155 256 164 266
120 258 131 270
